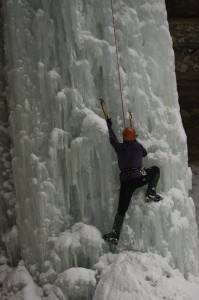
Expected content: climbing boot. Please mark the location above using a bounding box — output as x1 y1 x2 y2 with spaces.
103 230 119 245
145 187 162 202
103 214 124 245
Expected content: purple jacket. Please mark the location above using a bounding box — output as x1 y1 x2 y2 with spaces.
108 124 147 181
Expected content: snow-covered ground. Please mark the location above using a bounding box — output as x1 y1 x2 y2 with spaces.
0 260 43 300
0 0 199 299
94 252 199 300
1 227 199 300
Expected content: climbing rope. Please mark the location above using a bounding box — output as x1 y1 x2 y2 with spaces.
110 0 126 127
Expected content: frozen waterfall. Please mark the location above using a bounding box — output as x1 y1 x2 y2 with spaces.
0 0 199 299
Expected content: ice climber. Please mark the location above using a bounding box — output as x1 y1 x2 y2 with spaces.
103 118 162 245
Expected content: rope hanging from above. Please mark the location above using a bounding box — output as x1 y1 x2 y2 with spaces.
110 0 126 128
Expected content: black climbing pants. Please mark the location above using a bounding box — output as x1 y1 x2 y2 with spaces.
117 166 160 216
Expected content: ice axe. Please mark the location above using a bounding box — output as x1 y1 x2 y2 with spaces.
129 112 133 127
99 98 109 120
129 111 138 137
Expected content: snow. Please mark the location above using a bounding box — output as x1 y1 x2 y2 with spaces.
119 189 198 276
2 225 18 265
49 223 105 274
0 261 42 300
46 267 96 300
1 0 199 299
93 252 199 300
1 241 199 300
0 264 12 286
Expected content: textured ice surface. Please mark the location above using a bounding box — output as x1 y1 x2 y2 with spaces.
120 189 198 275
45 267 96 300
0 260 42 300
1 0 199 298
1 240 199 300
93 252 199 300
190 164 199 232
0 1 16 262
49 223 105 273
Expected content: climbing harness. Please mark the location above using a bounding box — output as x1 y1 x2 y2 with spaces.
121 167 146 174
110 0 126 127
121 167 139 172
140 168 147 176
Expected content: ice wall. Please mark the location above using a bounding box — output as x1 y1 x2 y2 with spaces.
0 0 17 264
1 0 199 285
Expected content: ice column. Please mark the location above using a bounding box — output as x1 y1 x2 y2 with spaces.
0 0 18 264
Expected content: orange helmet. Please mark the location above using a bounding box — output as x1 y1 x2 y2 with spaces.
123 127 136 141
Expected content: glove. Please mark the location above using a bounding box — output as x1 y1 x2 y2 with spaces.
106 118 112 126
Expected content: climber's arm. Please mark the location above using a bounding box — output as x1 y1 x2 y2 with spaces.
107 119 123 152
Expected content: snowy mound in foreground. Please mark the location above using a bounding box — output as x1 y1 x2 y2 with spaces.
1 231 199 300
93 252 199 300
0 261 42 300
